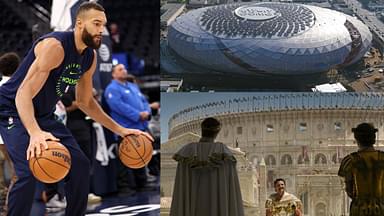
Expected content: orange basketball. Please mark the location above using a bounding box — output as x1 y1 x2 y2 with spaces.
29 141 71 183
119 134 153 169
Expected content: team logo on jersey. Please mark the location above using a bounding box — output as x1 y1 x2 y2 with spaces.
7 117 14 130
55 63 82 97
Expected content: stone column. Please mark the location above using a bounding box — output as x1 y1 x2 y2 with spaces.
259 157 267 215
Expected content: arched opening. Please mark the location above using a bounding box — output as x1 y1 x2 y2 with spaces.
281 154 292 165
315 202 327 216
315 153 327 165
298 155 310 165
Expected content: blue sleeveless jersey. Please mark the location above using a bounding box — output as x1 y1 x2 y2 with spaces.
0 31 94 117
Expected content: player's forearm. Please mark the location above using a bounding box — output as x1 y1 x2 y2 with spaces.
15 90 41 135
77 98 124 136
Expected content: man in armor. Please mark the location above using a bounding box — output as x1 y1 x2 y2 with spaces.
266 178 303 216
338 123 384 216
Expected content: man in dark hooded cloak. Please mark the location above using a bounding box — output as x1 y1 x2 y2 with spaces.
170 117 244 216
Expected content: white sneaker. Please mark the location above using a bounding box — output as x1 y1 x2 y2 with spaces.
88 193 101 203
46 194 66 209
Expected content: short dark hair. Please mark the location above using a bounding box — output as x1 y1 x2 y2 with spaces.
0 52 20 76
201 117 221 138
76 2 105 19
111 64 123 74
352 123 377 147
274 178 286 186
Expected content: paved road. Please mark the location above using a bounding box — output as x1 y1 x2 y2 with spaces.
343 0 384 42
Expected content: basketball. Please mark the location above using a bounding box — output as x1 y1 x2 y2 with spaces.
29 140 71 183
119 134 153 169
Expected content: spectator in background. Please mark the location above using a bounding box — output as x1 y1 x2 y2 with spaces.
147 103 160 176
62 87 93 169
0 52 20 211
109 22 124 52
61 87 102 203
105 64 151 137
0 52 20 85
104 64 157 193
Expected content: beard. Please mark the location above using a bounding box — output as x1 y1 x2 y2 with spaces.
82 27 101 49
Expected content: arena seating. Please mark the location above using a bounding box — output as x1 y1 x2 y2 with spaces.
0 0 32 56
103 0 159 74
0 0 159 76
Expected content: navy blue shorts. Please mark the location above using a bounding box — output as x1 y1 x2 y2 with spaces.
0 114 90 216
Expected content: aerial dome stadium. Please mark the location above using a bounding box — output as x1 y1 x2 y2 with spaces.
167 2 372 75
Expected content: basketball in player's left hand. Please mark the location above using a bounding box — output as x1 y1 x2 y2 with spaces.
119 133 153 169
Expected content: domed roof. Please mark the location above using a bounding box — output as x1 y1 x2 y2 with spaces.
167 3 372 75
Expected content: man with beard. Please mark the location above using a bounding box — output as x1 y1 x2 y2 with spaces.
0 2 151 216
104 64 157 193
265 179 303 216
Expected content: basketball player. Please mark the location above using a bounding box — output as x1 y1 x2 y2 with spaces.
0 2 151 216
